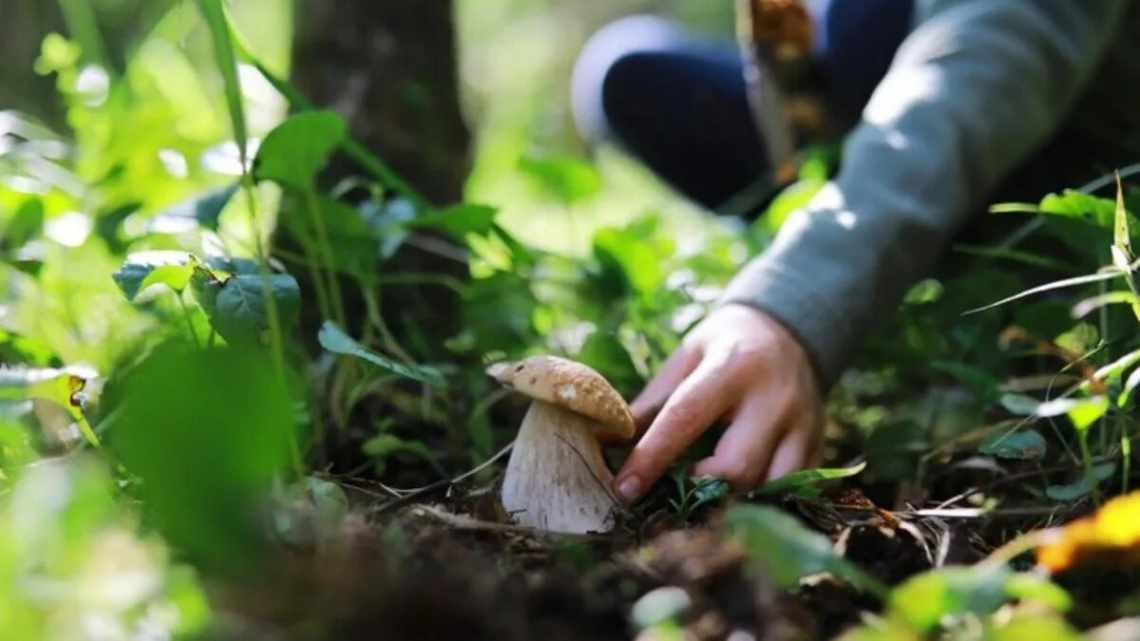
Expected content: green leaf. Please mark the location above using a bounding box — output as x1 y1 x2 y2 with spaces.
903 279 944 305
408 203 498 240
518 154 602 204
979 430 1047 460
592 217 674 297
253 111 347 190
888 566 1010 633
1046 462 1115 501
194 0 247 166
1002 573 1072 611
1038 190 1117 226
318 322 445 387
362 433 437 476
725 505 886 596
0 367 99 446
109 343 298 570
987 614 1084 641
753 462 867 499
197 271 301 344
2 199 44 249
151 184 239 232
112 251 196 301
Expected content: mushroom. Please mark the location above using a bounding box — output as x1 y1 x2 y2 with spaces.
488 355 635 533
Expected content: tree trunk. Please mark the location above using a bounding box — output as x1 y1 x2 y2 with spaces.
291 0 471 204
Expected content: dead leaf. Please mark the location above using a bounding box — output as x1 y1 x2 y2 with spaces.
1037 491 1140 572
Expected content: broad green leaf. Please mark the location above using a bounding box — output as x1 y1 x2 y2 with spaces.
903 279 943 305
725 505 886 596
1039 190 1117 226
888 566 1010 633
253 111 347 190
196 271 301 344
109 343 297 570
194 0 247 166
2 199 44 249
112 251 196 301
1046 462 1115 501
1002 574 1072 611
518 154 602 204
979 429 1047 460
408 203 498 240
592 217 674 297
0 368 98 446
753 462 867 498
318 322 445 387
151 184 239 232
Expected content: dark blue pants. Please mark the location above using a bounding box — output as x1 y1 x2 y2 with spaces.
571 1 914 210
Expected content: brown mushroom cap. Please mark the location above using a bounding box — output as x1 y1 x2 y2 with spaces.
487 355 635 440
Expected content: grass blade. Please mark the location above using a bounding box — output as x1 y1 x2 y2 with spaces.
963 270 1125 316
194 0 248 167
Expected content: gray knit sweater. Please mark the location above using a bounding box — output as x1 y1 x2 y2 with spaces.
724 0 1140 387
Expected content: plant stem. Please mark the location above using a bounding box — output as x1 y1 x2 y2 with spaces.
1078 430 1101 505
176 291 202 348
57 0 110 68
302 188 345 327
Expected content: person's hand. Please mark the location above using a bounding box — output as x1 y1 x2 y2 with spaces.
613 304 824 503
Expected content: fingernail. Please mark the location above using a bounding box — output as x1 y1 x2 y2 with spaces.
616 475 642 503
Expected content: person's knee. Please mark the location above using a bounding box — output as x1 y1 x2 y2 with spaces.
570 15 686 145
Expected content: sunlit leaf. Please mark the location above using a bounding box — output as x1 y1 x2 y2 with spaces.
112 251 196 301
725 505 885 596
1037 490 1140 572
253 111 347 190
518 153 602 204
2 199 44 250
889 566 1009 633
752 461 867 498
0 367 98 446
318 322 445 387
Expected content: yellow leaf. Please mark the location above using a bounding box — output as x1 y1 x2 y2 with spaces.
1037 491 1140 572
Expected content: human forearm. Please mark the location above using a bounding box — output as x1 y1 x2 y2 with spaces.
722 0 1130 387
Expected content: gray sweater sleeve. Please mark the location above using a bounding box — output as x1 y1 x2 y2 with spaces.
720 0 1130 388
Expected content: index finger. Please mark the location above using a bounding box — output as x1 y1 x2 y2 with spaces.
614 354 737 502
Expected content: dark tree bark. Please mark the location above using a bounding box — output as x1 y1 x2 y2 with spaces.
2 1 66 126
291 0 472 204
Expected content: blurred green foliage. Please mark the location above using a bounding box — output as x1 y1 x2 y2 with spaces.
1 1 1140 640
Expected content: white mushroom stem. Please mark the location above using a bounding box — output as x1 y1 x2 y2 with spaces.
500 400 620 534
